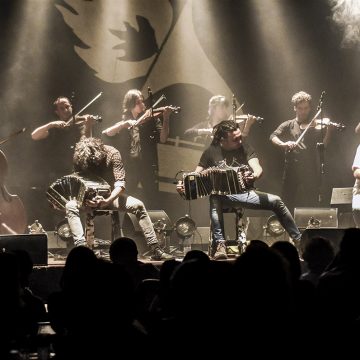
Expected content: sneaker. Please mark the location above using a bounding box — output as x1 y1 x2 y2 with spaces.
151 247 174 261
212 241 228 260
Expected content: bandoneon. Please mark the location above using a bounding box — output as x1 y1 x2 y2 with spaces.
46 173 111 211
182 165 253 200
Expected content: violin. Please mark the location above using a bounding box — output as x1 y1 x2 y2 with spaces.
311 118 345 131
131 105 181 128
152 105 181 115
65 114 102 127
228 114 264 124
0 150 27 234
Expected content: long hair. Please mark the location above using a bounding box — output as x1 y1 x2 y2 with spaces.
122 89 143 119
73 137 106 173
211 120 239 145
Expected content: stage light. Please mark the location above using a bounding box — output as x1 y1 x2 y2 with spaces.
174 214 196 238
265 215 285 237
55 219 73 242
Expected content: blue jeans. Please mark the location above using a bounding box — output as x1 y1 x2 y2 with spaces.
65 193 158 247
210 191 301 244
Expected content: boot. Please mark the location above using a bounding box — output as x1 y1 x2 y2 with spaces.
150 245 174 261
212 241 228 260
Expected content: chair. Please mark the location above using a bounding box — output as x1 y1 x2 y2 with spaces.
85 210 122 249
209 207 249 257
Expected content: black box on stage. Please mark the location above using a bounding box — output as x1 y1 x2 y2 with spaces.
0 234 48 266
294 207 338 229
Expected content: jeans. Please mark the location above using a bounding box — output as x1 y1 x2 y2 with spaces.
210 190 301 244
65 193 158 247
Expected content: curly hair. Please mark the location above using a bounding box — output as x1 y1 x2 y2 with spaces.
212 120 239 145
122 89 143 119
291 91 312 106
73 137 106 173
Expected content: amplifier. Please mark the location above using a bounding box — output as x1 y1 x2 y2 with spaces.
294 207 338 229
0 234 48 266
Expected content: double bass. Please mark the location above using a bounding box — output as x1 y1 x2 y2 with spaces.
0 130 27 234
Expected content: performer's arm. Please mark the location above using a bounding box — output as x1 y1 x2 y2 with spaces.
98 150 126 208
248 158 263 179
354 168 360 179
241 115 257 137
355 122 360 135
31 121 67 140
102 120 136 136
269 121 297 150
159 108 171 143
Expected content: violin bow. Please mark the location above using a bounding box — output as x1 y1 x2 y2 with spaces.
0 127 26 146
294 108 322 147
65 92 103 126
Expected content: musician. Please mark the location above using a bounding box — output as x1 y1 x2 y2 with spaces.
31 96 94 140
352 145 360 227
270 91 334 212
178 120 302 260
102 89 173 208
184 95 256 145
66 137 173 260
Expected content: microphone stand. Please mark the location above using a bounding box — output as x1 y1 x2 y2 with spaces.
232 94 236 123
148 86 154 118
316 91 326 205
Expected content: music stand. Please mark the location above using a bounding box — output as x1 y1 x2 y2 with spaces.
330 187 353 207
330 187 353 228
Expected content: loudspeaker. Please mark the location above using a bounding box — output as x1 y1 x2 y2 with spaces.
301 228 344 254
47 231 67 250
294 207 338 229
0 234 48 265
190 227 210 251
122 210 172 253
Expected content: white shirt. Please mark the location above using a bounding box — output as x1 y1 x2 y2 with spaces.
352 145 360 209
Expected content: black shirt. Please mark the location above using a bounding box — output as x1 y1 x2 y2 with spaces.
199 140 257 169
270 118 323 165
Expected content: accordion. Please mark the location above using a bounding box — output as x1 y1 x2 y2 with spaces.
182 165 253 200
46 173 111 211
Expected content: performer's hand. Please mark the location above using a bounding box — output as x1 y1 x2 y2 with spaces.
125 120 137 128
50 121 67 129
97 198 110 209
162 106 172 120
246 115 257 125
283 141 297 150
85 195 105 208
244 171 256 185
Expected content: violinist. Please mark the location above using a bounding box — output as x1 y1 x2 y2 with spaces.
102 89 173 208
31 96 95 140
184 95 257 146
270 91 336 212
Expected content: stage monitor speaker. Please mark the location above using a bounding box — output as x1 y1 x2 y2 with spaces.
294 207 338 229
301 228 344 254
0 234 48 266
191 227 209 251
47 231 67 250
122 210 172 253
